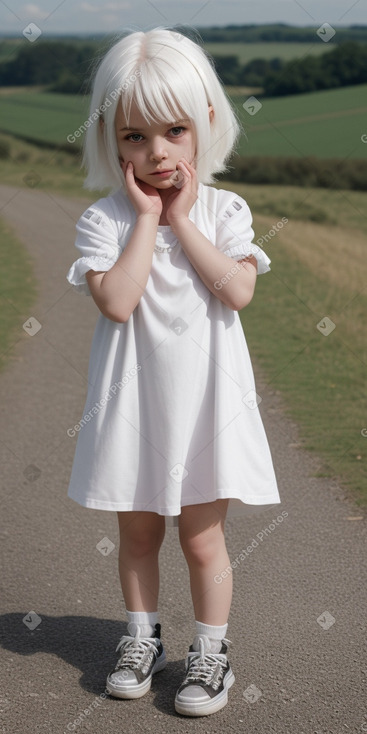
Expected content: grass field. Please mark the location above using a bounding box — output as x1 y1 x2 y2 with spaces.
0 217 38 374
0 135 366 508
220 181 367 508
234 84 367 158
1 84 366 160
243 209 367 507
0 89 90 146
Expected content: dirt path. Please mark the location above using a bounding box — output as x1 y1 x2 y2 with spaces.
0 183 366 734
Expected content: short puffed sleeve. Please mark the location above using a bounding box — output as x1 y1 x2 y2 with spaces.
66 205 122 295
215 191 271 274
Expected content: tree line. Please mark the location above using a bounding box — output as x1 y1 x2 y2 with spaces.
0 42 96 93
0 39 366 96
214 41 367 93
197 23 367 43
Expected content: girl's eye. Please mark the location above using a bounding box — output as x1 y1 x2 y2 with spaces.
126 133 143 142
125 127 185 142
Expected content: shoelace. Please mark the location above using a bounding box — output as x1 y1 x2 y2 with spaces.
114 628 158 673
183 637 231 690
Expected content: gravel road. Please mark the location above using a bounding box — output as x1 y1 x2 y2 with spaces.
0 183 366 734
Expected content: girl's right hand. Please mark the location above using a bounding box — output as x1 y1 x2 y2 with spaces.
120 159 163 219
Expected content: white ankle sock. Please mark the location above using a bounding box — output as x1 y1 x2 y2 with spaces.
194 620 228 653
126 609 159 637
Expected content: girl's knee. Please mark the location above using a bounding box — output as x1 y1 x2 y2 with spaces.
179 528 225 566
117 511 165 557
178 501 228 564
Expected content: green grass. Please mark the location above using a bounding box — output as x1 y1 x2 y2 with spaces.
0 217 38 374
241 243 367 508
0 89 90 146
204 41 335 63
0 132 88 196
228 181 367 508
1 84 366 160
218 179 367 233
233 84 367 158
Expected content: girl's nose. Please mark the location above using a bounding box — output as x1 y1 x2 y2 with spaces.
149 137 168 160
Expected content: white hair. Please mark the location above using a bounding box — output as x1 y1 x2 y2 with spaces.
81 26 242 192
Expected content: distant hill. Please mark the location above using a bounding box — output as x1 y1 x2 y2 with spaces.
1 23 367 43
197 23 367 43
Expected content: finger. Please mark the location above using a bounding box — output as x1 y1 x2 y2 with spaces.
121 160 133 177
177 160 197 187
177 161 191 178
180 157 194 169
169 167 186 189
178 159 195 178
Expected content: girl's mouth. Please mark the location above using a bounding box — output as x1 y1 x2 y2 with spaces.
151 170 174 177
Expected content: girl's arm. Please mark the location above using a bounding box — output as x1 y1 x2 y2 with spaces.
170 218 258 311
86 212 160 322
166 158 258 311
86 161 163 323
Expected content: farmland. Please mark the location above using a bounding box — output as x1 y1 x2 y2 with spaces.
234 84 367 158
0 89 89 146
0 84 366 160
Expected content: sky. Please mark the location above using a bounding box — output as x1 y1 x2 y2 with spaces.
0 0 365 36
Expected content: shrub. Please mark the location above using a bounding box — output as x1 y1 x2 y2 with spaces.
220 155 367 190
0 139 10 159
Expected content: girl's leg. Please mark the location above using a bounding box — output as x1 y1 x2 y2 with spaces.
175 500 235 716
107 512 167 699
178 498 232 625
117 510 166 611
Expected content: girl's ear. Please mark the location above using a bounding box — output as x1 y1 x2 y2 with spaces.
208 105 214 124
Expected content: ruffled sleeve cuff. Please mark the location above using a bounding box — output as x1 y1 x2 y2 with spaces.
224 244 271 275
66 253 119 296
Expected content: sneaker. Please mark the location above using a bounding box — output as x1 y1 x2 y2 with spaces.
106 622 167 699
174 633 235 717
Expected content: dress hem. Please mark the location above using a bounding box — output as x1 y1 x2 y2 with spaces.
67 492 281 513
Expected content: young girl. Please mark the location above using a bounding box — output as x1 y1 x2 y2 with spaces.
66 26 281 718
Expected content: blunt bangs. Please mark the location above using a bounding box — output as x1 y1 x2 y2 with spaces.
120 62 189 128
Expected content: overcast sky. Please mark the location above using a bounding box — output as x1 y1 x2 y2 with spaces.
0 0 365 36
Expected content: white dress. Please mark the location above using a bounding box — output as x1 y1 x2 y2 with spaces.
66 182 281 526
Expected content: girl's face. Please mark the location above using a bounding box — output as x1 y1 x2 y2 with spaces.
114 99 197 192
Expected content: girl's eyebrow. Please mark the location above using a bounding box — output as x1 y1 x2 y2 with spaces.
119 118 190 132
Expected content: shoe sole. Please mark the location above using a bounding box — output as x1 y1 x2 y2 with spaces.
174 669 235 716
106 651 167 699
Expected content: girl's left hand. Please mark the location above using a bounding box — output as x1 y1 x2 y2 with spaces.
164 158 198 225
